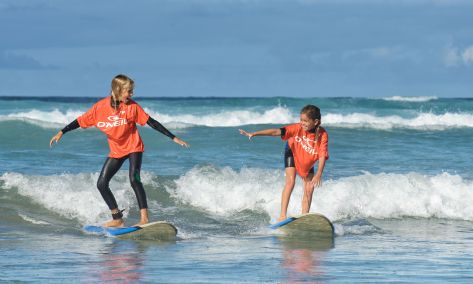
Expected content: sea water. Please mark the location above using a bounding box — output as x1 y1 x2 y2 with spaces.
1 96 473 283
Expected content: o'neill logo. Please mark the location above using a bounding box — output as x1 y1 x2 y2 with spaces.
294 135 317 155
97 115 127 128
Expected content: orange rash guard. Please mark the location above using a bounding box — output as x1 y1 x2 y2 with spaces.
281 123 329 177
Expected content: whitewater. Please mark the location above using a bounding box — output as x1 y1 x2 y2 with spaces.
1 96 473 282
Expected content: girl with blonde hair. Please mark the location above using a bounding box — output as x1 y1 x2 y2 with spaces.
50 74 189 227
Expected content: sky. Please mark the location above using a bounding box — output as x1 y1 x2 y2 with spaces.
0 0 472 98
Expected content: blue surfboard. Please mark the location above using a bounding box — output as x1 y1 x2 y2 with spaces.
269 217 298 229
84 221 177 240
83 225 140 236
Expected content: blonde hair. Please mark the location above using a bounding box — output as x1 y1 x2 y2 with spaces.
111 74 134 100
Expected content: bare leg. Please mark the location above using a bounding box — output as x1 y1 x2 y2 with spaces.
279 167 296 222
301 173 315 214
133 208 149 226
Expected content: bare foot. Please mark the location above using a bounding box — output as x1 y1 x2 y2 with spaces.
132 219 149 227
103 219 125 227
135 209 149 227
277 216 287 222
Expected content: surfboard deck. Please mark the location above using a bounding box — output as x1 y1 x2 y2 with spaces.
270 213 334 238
84 221 177 241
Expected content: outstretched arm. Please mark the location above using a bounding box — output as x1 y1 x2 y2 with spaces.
147 117 190 148
238 128 282 140
49 119 80 147
146 117 175 139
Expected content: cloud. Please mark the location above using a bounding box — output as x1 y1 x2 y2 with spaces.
444 46 461 67
0 51 54 70
299 0 473 6
341 46 417 62
462 46 473 64
444 45 473 67
0 1 49 12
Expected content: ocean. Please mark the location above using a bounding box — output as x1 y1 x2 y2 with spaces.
1 96 473 283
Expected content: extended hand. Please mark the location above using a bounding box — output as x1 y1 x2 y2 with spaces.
49 131 63 148
173 137 190 148
311 175 323 188
238 129 254 140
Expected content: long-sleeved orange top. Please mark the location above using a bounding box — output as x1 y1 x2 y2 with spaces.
77 96 150 158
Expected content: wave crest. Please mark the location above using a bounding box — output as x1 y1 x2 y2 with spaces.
0 171 157 224
2 168 473 224
146 106 294 127
382 96 438 102
171 166 473 222
1 107 473 130
324 112 473 130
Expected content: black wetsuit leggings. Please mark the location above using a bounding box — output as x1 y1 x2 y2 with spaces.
97 152 148 210
284 142 314 174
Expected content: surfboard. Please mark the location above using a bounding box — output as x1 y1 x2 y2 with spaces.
83 221 177 241
270 213 334 238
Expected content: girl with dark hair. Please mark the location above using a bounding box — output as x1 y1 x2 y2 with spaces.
239 105 328 221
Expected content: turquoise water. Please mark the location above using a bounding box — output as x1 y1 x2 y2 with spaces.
1 96 473 282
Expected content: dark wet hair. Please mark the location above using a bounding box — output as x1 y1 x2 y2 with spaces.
300 105 321 120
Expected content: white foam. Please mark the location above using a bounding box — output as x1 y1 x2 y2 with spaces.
0 109 84 128
324 112 473 130
18 213 51 225
382 96 438 102
0 171 157 225
170 166 473 222
2 106 473 130
169 166 284 219
3 168 473 229
145 106 294 127
318 172 473 221
0 106 295 129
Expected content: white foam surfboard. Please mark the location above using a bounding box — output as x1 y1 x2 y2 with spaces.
270 213 334 238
